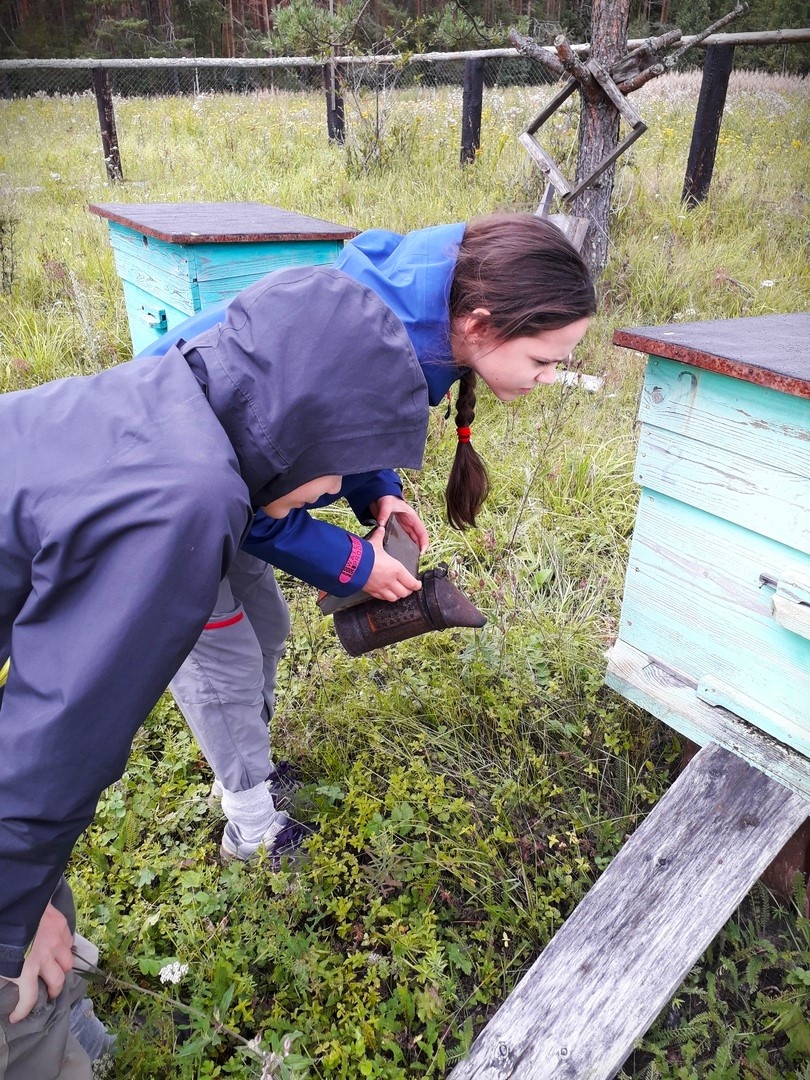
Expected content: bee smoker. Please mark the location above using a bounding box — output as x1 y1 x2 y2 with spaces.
319 514 486 656
332 564 486 656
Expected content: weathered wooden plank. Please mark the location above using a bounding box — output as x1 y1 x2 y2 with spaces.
772 592 810 640
605 640 810 799
518 133 572 195
543 214 589 252
107 226 199 314
638 358 810 479
696 677 810 752
620 492 810 752
634 424 810 555
449 743 808 1080
588 60 644 126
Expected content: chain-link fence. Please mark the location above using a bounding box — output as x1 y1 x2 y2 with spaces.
0 52 567 180
0 52 561 99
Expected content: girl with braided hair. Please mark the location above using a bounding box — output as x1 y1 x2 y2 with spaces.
152 211 596 863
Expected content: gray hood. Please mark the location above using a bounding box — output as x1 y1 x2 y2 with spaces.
183 265 429 506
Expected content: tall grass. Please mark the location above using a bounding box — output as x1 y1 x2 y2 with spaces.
1 71 808 1079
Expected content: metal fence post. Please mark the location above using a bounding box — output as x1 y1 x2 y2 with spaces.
460 57 485 165
681 44 735 207
323 60 345 144
91 66 124 182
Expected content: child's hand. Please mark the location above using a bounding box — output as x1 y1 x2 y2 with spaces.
364 527 422 601
6 902 74 1022
369 495 429 554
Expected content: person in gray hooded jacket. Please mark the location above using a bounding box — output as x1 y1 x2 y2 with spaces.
0 265 430 1079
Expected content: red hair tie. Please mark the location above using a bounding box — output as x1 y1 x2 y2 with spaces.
456 426 471 443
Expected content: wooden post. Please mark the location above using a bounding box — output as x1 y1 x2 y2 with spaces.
682 44 735 207
91 67 123 183
323 61 345 144
460 57 485 165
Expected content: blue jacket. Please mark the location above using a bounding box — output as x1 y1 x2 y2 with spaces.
0 265 429 975
141 223 466 595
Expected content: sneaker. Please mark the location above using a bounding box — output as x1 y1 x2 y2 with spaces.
70 997 117 1062
219 814 315 865
208 761 301 812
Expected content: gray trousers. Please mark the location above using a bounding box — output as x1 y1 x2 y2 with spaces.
170 550 291 792
0 881 92 1080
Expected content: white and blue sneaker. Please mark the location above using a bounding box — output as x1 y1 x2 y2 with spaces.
219 814 314 865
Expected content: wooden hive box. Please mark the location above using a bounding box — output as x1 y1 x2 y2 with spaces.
607 311 810 798
449 314 809 1080
89 202 357 355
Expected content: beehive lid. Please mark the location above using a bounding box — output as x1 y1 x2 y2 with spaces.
614 312 810 400
88 202 357 244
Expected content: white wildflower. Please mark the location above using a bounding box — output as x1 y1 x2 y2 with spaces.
761 280 775 287
91 1053 116 1079
158 961 188 985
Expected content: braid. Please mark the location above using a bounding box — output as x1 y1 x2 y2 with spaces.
445 369 490 530
443 213 595 530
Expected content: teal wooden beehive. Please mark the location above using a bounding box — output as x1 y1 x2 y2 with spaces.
89 202 357 355
606 312 810 798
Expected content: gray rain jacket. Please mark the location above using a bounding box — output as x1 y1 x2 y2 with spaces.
0 266 428 975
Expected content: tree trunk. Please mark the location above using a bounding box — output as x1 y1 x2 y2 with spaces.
571 0 631 273
222 0 235 57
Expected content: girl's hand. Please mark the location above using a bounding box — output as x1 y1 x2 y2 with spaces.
364 527 422 601
7 903 74 1022
369 495 429 554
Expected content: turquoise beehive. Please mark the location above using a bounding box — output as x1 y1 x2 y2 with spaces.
89 202 357 355
607 312 810 798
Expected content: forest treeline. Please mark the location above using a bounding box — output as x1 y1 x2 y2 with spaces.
0 0 806 71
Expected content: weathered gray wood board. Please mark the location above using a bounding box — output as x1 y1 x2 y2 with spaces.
448 743 808 1080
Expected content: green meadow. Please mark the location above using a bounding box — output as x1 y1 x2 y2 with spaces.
1 68 809 1078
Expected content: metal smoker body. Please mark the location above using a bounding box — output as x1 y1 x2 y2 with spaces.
333 565 487 656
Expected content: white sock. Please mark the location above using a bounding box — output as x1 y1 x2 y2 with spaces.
221 781 284 842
